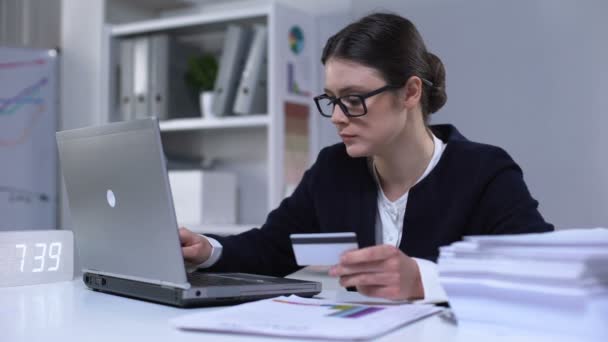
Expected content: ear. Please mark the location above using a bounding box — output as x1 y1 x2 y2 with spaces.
402 76 423 110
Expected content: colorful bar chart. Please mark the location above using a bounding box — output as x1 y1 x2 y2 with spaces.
272 298 385 319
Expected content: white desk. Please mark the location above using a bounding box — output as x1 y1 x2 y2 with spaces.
0 268 560 342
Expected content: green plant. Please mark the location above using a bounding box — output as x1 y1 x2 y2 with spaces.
185 54 218 92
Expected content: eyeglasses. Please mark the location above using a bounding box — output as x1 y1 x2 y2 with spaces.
313 84 403 118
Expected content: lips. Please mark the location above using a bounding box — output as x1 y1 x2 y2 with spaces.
339 133 356 139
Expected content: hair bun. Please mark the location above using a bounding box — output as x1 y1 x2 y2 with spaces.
425 52 447 114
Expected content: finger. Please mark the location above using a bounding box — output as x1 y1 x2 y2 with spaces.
355 284 384 297
339 272 398 288
356 285 402 300
182 244 201 260
178 227 197 246
340 245 399 265
329 260 382 276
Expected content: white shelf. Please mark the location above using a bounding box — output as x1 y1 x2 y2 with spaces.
159 115 269 132
116 0 193 12
184 223 258 236
110 5 270 37
103 2 319 224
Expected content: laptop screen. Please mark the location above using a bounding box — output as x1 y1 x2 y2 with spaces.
57 119 189 288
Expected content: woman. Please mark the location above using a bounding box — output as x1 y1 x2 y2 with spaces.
179 13 553 300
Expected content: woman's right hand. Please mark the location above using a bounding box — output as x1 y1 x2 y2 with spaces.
178 227 212 266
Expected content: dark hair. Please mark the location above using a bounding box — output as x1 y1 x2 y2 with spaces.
321 13 447 118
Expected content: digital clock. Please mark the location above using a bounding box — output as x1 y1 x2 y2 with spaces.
0 230 74 287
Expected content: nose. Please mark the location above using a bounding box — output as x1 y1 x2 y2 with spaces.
330 103 349 125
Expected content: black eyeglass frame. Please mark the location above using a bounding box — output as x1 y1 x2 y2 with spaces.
314 77 434 118
313 84 399 118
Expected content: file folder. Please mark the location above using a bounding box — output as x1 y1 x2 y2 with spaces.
133 36 150 119
233 24 268 115
148 34 169 120
212 25 252 116
118 34 200 121
119 38 135 120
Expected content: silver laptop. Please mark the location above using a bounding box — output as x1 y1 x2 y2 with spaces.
56 118 320 307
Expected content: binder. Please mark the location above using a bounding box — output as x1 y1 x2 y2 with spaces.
119 38 135 121
133 36 150 119
233 24 268 115
167 39 200 119
118 34 198 121
212 25 252 116
148 34 169 120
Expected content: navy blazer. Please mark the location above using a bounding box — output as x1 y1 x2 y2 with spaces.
207 124 554 276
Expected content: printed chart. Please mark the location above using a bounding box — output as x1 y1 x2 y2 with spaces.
272 298 385 319
0 48 57 230
172 295 442 340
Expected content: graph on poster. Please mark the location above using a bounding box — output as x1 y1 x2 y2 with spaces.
0 48 57 230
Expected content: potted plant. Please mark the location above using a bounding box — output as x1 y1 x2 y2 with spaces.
185 54 218 118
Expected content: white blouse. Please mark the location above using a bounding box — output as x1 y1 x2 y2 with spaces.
372 133 448 302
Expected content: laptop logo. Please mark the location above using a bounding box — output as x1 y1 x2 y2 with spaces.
106 190 116 208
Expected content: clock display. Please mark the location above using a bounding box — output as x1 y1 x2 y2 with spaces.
0 230 74 287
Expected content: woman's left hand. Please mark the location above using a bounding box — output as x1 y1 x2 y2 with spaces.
328 244 424 300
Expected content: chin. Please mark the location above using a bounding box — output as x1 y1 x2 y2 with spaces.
344 143 370 158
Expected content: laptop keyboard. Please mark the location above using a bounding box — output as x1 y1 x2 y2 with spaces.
188 272 269 286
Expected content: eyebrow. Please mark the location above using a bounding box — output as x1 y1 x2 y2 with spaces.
323 86 370 96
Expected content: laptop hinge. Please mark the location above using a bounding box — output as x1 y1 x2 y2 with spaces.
83 269 190 289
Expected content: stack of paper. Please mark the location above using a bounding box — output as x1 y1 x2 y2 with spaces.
171 295 441 340
438 228 608 341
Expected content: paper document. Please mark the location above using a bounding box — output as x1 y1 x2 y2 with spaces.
323 289 447 305
438 228 608 341
171 295 441 340
464 227 608 246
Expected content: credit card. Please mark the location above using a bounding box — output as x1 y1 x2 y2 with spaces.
290 232 358 266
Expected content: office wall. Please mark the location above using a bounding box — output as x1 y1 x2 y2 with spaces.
105 0 160 24
161 0 351 18
350 0 608 228
60 0 106 130
59 0 107 236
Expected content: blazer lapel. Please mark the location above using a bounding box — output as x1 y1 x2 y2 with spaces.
354 159 377 248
